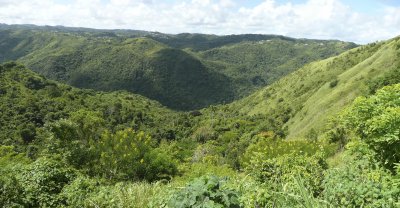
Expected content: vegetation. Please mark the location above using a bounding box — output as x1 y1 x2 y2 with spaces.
0 25 399 207
0 24 355 110
229 36 400 139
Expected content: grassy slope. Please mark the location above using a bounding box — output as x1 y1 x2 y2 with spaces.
230 37 400 139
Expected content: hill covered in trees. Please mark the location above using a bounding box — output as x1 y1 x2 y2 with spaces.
0 24 356 110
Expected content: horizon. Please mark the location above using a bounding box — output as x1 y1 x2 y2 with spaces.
1 0 400 44
0 22 366 43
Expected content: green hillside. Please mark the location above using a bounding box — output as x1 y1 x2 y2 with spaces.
0 24 356 110
229 36 400 139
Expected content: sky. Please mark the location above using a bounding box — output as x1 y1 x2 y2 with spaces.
1 0 400 43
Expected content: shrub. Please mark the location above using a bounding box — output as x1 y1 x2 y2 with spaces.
61 175 101 207
367 68 400 94
44 119 95 169
2 61 17 69
0 146 31 207
246 152 328 196
339 84 400 170
329 79 339 88
94 129 177 181
163 175 240 208
241 137 336 166
17 157 75 207
228 176 271 208
322 155 400 207
24 76 46 90
0 173 25 208
192 126 216 143
63 178 164 208
19 124 36 143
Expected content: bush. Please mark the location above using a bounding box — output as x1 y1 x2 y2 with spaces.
24 76 46 90
241 137 336 166
192 126 216 143
2 61 17 69
0 146 30 207
94 129 177 181
246 152 328 196
44 119 95 169
17 157 75 207
163 175 240 208
227 176 271 208
329 79 339 88
339 84 400 170
322 155 400 207
367 68 400 94
0 174 25 208
19 124 36 143
61 175 101 207
63 177 164 208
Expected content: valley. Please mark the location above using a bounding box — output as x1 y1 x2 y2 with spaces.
0 24 399 208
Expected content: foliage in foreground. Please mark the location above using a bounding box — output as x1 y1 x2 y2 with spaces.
332 84 400 170
0 64 400 207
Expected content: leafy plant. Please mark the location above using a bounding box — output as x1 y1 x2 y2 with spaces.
322 153 400 207
339 84 400 170
94 128 177 181
163 175 240 208
17 157 75 207
246 152 328 197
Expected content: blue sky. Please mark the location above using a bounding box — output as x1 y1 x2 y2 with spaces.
1 0 400 43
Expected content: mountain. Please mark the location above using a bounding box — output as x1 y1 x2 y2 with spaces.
229 36 400 139
0 24 356 110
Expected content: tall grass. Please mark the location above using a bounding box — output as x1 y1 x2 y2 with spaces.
267 176 332 208
87 182 165 208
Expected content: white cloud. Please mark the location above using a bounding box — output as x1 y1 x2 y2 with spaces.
0 0 399 43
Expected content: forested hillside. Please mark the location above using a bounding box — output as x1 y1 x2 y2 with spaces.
0 62 192 146
0 24 356 110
